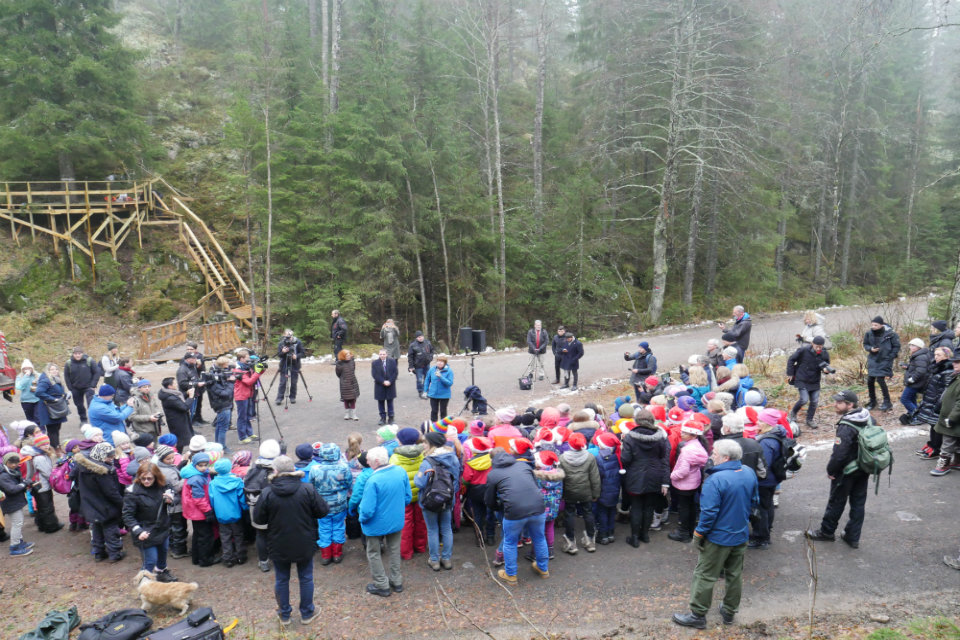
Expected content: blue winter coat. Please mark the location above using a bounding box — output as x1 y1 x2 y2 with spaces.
382 439 399 457
348 466 374 516
757 426 786 488
358 464 411 536
695 460 758 546
560 339 584 370
88 396 134 444
414 448 461 507
34 373 68 427
593 449 622 507
309 443 353 515
424 365 454 399
294 459 318 484
210 472 247 523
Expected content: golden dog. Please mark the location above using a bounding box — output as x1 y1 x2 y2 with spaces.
134 570 199 615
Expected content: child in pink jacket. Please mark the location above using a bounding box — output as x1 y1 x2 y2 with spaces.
667 422 709 543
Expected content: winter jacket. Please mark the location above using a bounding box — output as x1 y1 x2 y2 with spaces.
527 328 549 354
733 377 756 409
620 425 670 495
904 347 932 390
414 447 461 507
88 396 133 445
210 471 246 523
935 375 960 438
116 451 137 486
389 444 424 503
156 459 183 514
726 313 752 351
695 459 758 546
786 344 831 390
33 373 68 427
533 466 565 520
176 360 201 395
407 339 434 370
14 372 38 404
277 337 306 372
863 326 901 378
551 334 567 357
916 360 954 425
21 445 53 492
331 316 348 342
371 357 399 401
827 408 872 477
756 426 787 488
424 365 454 399
205 366 235 413
568 419 600 444
179 462 213 521
484 451 545 520
0 465 28 514
462 452 492 488
625 350 657 386
358 464 410 536
347 466 374 516
335 359 360 402
930 330 955 354
800 314 829 345
382 439 399 457
670 438 708 491
560 339 584 371
254 470 329 563
294 458 318 484
593 449 622 507
720 434 766 480
158 387 192 451
113 367 135 406
122 482 172 547
232 364 262 402
309 443 353 515
73 452 124 523
129 391 162 437
101 354 119 384
243 460 274 530
380 326 401 359
63 354 100 390
559 449 601 503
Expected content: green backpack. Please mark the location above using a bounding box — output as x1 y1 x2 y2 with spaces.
842 417 893 494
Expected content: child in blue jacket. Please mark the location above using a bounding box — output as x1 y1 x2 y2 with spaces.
592 432 624 545
210 458 247 566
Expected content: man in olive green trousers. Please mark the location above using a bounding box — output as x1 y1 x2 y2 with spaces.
672 439 758 629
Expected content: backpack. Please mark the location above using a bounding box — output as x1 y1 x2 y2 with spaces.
50 459 74 495
420 457 455 513
757 432 803 482
842 418 893 494
77 609 152 640
518 374 532 391
142 607 227 640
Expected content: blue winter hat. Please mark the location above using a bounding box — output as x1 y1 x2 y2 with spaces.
295 443 314 461
213 458 232 476
397 427 420 445
158 434 177 447
638 341 650 350
98 384 116 397
136 379 152 388
192 453 211 466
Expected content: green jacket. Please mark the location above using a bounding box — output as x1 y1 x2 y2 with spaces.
559 449 601 503
935 375 960 437
389 444 424 504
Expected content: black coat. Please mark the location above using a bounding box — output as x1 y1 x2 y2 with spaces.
726 435 766 480
206 366 236 412
34 373 68 427
484 452 545 520
904 347 932 390
176 360 201 394
916 360 954 425
551 334 566 357
63 354 100 390
863 327 901 378
930 330 955 354
331 316 348 341
371 357 399 401
336 359 360 401
0 467 29 514
407 339 434 370
74 452 125 524
277 338 306 372
122 482 172 547
625 350 657 385
786 344 831 390
559 339 584 371
826 408 871 478
620 426 670 495
253 471 329 564
113 368 135 406
728 315 752 351
158 387 193 452
526 328 549 354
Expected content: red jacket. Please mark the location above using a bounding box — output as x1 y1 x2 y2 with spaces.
233 367 263 402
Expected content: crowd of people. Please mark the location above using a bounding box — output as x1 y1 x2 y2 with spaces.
2 305 960 630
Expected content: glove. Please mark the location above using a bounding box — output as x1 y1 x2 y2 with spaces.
825 367 837 375
204 511 216 524
693 531 707 552
254 361 268 373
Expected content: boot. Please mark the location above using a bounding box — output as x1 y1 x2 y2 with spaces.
388 415 395 424
332 542 343 563
805 418 817 430
351 409 359 421
788 411 798 423
561 534 578 555
866 399 877 410
320 546 334 565
931 454 952 476
343 411 351 420
547 545 555 559
650 512 663 531
668 529 692 543
878 399 893 412
581 531 596 552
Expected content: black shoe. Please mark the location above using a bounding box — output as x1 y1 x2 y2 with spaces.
559 384 569 389
625 536 640 548
275 400 282 406
224 560 236 568
805 419 817 430
377 418 386 426
366 583 392 597
390 582 403 593
106 552 126 564
748 539 769 550
170 549 189 559
388 415 395 423
672 612 706 629
899 413 912 425
866 400 877 410
718 606 735 625
839 533 859 549
805 528 835 542
155 569 178 583
93 553 107 562
878 402 893 412
668 530 692 543
598 536 612 545
290 398 296 404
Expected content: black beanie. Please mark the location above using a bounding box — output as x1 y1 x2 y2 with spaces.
872 316 884 325
933 320 948 332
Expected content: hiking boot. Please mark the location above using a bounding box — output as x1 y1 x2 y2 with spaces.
931 454 952 476
866 400 877 410
943 555 960 571
497 569 517 584
259 560 271 572
531 561 549 578
668 529 692 543
440 558 452 570
672 612 706 629
155 569 178 583
581 532 596 552
839 532 859 549
805 418 818 430
366 583 392 597
805 529 835 542
718 606 735 625
428 559 441 571
878 402 893 412
625 536 640 548
561 534 578 555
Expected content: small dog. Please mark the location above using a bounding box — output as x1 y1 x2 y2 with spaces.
134 570 199 615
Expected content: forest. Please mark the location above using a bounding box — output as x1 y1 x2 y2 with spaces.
1 0 959 350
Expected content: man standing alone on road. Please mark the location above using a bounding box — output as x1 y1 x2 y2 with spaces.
806 390 872 548
559 333 584 391
526 320 549 381
407 331 434 399
551 326 567 384
672 439 757 629
276 329 306 406
331 310 348 359
624 342 657 400
719 306 752 353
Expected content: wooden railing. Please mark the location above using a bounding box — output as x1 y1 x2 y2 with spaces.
139 318 189 359
202 320 243 357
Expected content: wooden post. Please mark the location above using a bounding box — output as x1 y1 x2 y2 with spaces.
84 182 95 280
134 181 143 248
26 183 35 243
5 183 18 248
106 183 117 259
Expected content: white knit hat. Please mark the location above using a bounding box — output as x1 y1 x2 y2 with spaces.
20 359 34 371
259 438 281 460
189 435 207 452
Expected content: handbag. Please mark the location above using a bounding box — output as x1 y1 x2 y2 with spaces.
45 395 71 421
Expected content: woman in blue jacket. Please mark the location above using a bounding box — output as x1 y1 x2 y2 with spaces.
424 356 454 422
34 363 69 450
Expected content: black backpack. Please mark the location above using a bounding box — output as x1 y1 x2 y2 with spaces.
420 457 455 513
77 609 152 640
757 432 801 482
142 607 225 640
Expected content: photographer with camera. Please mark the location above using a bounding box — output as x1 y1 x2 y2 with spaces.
408 331 434 399
276 329 306 406
186 342 211 426
177 352 206 426
233 349 266 444
381 318 401 360
786 336 835 429
129 379 163 439
207 356 238 452
159 377 194 453
331 310 348 359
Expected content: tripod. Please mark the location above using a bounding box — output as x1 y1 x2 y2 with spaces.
267 353 313 410
521 352 547 390
457 353 496 416
253 376 284 445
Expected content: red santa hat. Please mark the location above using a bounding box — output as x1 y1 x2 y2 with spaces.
594 431 620 450
553 427 571 443
533 428 554 444
648 405 667 422
509 437 534 456
667 407 686 425
644 375 660 388
534 450 559 469
680 421 704 437
467 437 492 453
568 432 587 451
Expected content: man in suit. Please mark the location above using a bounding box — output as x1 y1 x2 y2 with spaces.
372 349 399 426
526 320 549 381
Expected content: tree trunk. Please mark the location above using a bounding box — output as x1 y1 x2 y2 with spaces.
263 104 274 345
775 192 787 289
308 0 318 43
814 177 827 282
428 158 453 350
841 132 861 287
905 89 923 264
58 152 75 182
487 0 507 341
329 0 343 112
703 173 719 297
949 246 960 329
682 156 703 306
532 0 547 227
321 0 329 88
405 179 429 334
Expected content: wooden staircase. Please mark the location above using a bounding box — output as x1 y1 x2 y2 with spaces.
0 178 257 328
